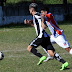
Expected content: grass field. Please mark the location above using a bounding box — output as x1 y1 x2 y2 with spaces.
0 22 72 72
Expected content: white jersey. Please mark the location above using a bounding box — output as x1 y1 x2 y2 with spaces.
44 13 63 38
33 12 49 38
44 13 70 48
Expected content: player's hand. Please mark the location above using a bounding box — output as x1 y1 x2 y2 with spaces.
24 19 28 24
41 14 44 18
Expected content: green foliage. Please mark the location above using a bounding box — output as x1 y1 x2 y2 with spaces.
6 0 72 4
43 0 63 4
67 0 72 3
6 0 32 4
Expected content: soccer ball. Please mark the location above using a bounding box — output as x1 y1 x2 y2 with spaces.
0 52 4 60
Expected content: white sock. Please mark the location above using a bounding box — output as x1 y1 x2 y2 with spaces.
69 49 72 55
43 48 50 57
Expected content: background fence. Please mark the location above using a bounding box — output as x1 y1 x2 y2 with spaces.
3 4 72 16
0 0 72 26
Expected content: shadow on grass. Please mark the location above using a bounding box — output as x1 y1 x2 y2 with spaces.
0 23 33 28
0 20 72 29
58 20 72 25
65 68 71 70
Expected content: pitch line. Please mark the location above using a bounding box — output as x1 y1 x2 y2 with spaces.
1 44 72 53
5 52 70 58
2 44 72 53
2 49 27 52
1 47 41 52
1 45 72 58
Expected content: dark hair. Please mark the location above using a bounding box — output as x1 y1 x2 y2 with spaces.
29 3 38 11
41 7 49 12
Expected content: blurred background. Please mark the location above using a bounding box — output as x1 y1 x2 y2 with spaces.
0 0 72 26
0 1 72 72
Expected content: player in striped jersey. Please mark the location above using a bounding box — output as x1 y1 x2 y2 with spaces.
41 8 72 62
24 3 69 70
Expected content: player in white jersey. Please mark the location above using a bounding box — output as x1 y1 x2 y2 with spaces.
24 3 69 70
40 8 72 62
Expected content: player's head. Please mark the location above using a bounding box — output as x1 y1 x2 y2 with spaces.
29 3 38 14
41 7 49 16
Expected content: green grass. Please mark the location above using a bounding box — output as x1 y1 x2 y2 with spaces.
68 0 72 3
0 22 72 72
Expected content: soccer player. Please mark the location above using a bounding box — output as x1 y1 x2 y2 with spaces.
40 8 72 62
25 3 69 70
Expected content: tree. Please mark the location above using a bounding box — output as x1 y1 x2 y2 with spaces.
0 0 6 6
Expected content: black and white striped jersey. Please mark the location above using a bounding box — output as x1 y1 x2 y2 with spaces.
33 12 49 38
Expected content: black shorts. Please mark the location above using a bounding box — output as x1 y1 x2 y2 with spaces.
29 36 55 51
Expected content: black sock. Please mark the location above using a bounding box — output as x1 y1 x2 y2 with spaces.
31 48 43 58
54 53 66 64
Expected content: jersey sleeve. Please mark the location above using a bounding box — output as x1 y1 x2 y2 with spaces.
45 13 53 21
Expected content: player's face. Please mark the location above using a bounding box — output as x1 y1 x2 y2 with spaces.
29 8 33 14
41 10 47 16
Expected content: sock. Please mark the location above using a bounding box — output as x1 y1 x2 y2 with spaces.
43 48 50 57
31 48 43 58
69 49 72 55
54 53 66 64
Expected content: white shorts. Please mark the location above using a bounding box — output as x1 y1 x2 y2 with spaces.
50 32 70 48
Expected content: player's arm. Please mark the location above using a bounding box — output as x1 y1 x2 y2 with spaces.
41 15 47 30
24 19 34 27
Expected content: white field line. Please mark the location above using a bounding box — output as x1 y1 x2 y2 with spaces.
5 52 70 58
2 49 27 52
2 47 41 52
2 48 41 58
2 43 72 53
0 29 25 32
5 55 26 58
1 47 71 58
2 44 72 53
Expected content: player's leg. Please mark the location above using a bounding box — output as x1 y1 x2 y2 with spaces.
55 33 72 55
27 45 46 65
43 48 54 62
43 35 55 62
27 45 42 58
65 47 72 55
42 37 69 70
47 47 69 70
27 37 46 65
48 50 66 64
46 44 66 64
